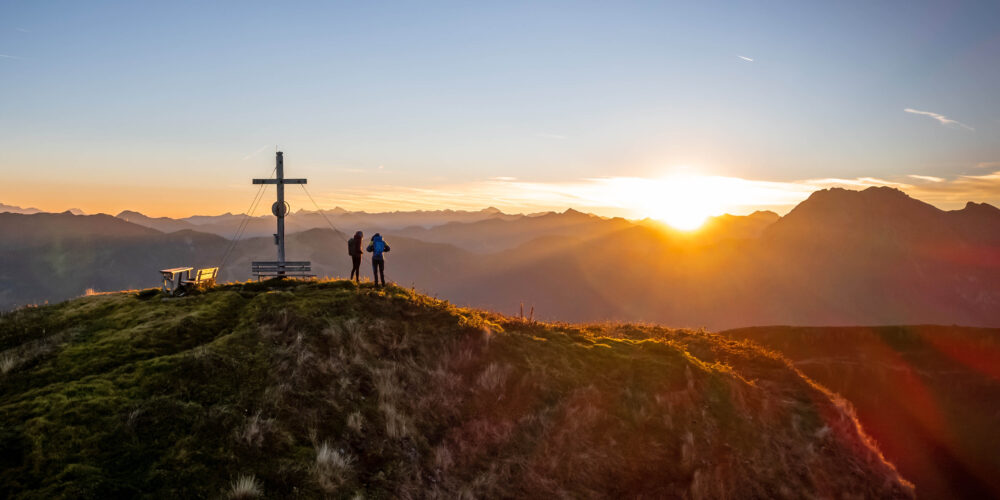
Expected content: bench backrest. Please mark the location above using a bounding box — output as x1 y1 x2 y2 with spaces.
195 267 218 281
251 261 311 272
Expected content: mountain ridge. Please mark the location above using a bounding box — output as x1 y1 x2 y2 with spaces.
1 187 998 328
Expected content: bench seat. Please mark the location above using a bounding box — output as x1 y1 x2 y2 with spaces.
252 261 315 281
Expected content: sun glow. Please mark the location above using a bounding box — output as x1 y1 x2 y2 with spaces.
639 173 722 230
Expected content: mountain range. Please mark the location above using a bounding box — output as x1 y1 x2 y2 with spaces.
2 186 999 329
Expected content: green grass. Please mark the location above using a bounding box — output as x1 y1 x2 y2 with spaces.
0 280 913 498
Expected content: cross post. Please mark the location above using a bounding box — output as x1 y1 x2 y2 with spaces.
252 151 307 275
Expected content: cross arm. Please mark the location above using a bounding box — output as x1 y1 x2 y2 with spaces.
252 179 307 184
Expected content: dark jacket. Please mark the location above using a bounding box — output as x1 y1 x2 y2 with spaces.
348 232 364 256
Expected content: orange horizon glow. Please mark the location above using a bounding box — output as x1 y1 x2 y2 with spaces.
3 169 999 224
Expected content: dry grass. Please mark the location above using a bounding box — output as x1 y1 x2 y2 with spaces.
315 441 354 492
227 474 262 499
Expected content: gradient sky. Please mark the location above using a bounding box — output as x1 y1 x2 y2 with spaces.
2 1 999 218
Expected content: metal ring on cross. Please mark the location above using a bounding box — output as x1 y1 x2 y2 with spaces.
271 201 290 217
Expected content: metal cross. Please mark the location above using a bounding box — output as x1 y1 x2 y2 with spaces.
252 151 306 268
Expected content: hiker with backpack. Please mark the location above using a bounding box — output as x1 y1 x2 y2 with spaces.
366 233 390 287
348 231 364 283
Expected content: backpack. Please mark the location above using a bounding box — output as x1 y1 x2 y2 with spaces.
347 239 355 256
373 239 385 258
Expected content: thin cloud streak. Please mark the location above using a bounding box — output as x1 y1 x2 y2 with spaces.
737 55 754 62
908 174 945 183
906 170 1000 205
904 108 974 131
241 144 271 161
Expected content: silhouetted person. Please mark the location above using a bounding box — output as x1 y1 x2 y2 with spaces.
366 233 390 287
348 231 364 283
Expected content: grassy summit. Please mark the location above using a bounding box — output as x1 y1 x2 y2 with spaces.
0 280 912 498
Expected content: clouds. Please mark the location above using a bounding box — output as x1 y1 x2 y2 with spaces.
737 55 754 62
241 145 273 161
905 170 1000 205
908 174 944 183
301 169 1000 219
904 108 974 131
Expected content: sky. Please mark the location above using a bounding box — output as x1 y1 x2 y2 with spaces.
2 1 1000 222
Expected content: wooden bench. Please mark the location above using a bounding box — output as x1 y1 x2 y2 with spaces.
251 261 314 281
174 267 218 296
183 267 218 286
160 267 193 293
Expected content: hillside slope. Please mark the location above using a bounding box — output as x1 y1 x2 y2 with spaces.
0 281 912 498
721 325 1000 499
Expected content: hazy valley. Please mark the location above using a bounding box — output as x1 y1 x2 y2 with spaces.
3 186 998 329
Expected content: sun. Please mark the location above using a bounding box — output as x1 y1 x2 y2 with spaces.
657 208 710 231
642 173 719 231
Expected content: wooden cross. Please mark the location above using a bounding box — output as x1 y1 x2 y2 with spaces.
252 151 306 270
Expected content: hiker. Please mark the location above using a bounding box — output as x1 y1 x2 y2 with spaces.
348 231 364 283
366 233 390 287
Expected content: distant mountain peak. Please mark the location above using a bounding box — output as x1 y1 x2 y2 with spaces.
797 185 932 213
861 185 908 195
961 201 1000 213
748 210 779 219
0 202 42 214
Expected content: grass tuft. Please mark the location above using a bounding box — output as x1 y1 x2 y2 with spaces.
227 474 262 499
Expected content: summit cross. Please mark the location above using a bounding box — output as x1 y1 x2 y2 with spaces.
252 151 307 270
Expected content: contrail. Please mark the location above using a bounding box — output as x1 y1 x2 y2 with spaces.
737 55 754 62
241 145 272 161
904 108 974 131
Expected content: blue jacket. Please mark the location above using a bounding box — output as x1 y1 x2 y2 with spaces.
366 234 390 260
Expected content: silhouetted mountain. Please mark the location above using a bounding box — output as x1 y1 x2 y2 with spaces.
637 210 780 244
754 187 1000 326
3 188 999 329
392 209 635 253
765 186 1000 245
721 325 1000 500
0 212 161 250
116 210 197 233
117 207 521 239
0 213 228 308
0 202 41 214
